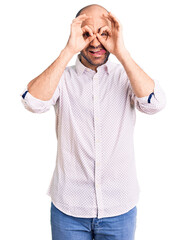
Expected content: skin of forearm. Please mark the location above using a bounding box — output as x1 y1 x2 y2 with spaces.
117 49 155 98
27 47 74 100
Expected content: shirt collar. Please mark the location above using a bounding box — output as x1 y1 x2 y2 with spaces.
75 54 111 76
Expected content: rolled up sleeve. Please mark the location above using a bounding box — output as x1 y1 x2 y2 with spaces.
20 79 61 114
129 79 166 114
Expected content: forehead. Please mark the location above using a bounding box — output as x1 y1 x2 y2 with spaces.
82 17 110 30
81 7 111 31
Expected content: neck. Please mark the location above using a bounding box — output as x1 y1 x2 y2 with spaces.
79 55 98 72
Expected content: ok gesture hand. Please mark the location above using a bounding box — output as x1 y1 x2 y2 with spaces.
96 12 126 59
66 14 96 55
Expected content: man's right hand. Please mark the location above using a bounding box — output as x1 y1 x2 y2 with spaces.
65 14 96 55
26 14 96 101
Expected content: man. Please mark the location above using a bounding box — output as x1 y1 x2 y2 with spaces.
20 4 166 240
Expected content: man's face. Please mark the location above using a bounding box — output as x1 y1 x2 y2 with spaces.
80 7 111 70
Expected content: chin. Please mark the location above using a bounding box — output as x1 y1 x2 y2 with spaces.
80 51 110 67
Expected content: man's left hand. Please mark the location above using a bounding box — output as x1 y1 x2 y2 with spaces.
96 12 126 59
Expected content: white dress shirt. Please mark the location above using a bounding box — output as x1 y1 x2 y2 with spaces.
20 54 166 219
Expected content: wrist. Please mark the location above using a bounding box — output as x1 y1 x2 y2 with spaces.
116 47 131 63
57 47 74 66
60 46 75 59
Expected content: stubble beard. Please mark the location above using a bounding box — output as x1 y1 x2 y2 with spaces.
80 50 110 67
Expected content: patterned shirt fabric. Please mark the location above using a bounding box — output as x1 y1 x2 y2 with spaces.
20 54 166 219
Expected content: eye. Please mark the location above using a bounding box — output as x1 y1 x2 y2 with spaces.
101 31 108 37
83 32 90 38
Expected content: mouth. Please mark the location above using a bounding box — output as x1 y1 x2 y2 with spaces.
89 49 106 56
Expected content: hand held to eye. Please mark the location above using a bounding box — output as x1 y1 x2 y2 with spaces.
65 14 96 55
96 12 126 58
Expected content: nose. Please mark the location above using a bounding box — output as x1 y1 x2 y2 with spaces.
89 36 101 48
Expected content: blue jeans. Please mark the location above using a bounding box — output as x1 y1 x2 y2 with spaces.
50 202 137 240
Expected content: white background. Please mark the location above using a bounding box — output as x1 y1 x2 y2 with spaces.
0 0 186 239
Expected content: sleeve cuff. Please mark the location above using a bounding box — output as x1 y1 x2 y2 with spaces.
135 79 157 104
135 94 150 104
136 91 154 104
20 81 62 113
22 90 28 99
130 78 166 114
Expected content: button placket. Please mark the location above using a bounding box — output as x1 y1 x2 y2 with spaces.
93 73 103 218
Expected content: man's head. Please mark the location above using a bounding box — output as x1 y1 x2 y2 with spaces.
76 4 111 71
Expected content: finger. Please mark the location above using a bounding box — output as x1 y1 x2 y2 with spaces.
85 34 96 45
82 25 94 36
99 26 112 37
72 20 84 25
102 13 113 23
96 33 106 46
76 13 92 20
71 19 91 29
103 12 120 28
108 12 120 28
72 14 92 23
